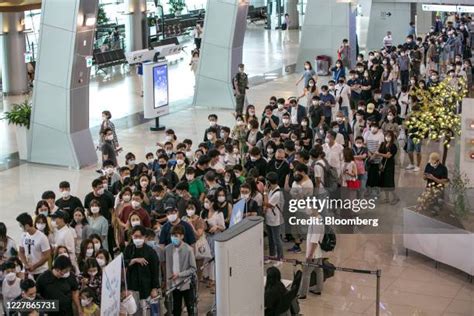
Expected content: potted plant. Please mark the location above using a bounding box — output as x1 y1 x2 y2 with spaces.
168 0 186 16
2 99 32 160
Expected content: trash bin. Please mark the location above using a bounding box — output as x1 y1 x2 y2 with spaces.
315 55 331 76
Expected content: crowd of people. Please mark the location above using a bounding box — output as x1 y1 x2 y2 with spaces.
0 13 471 316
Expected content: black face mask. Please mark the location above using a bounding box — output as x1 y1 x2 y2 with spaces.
293 174 303 182
159 163 167 169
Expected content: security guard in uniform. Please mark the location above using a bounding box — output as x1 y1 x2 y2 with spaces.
233 63 249 115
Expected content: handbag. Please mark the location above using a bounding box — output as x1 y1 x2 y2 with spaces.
195 235 212 260
346 179 361 189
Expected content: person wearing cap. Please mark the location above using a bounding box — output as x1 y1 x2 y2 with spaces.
55 181 84 222
263 172 284 261
159 199 196 247
233 63 249 116
51 210 77 263
423 152 449 188
365 103 381 123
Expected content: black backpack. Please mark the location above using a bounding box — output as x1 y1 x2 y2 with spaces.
319 225 336 252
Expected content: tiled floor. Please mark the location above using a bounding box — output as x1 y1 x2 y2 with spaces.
1 26 473 315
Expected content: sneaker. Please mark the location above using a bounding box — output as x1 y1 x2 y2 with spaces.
273 261 283 267
309 289 322 295
287 245 302 253
405 164 415 170
413 166 420 172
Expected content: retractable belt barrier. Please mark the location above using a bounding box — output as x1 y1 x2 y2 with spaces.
264 256 382 316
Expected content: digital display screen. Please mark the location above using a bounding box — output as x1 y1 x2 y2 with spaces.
152 64 169 109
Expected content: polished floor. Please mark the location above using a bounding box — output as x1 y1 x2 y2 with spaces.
0 26 473 315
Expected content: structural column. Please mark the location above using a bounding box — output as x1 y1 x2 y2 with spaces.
285 0 298 29
29 0 98 168
415 3 433 36
0 12 28 95
297 0 356 67
193 0 249 110
124 0 147 52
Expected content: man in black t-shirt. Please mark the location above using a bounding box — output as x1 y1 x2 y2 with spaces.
101 128 117 167
83 178 114 222
36 256 80 316
55 181 83 222
423 152 449 188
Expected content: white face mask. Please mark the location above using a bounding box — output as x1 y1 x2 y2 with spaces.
167 214 178 223
61 190 70 199
371 127 378 134
176 159 184 165
241 193 250 199
217 196 226 203
91 206 100 214
282 118 290 124
96 258 106 267
132 238 144 247
36 223 46 231
128 160 135 166
278 103 284 110
203 202 211 209
122 195 131 202
6 272 16 282
106 135 113 141
96 188 105 195
385 137 392 142
209 121 216 126
207 133 213 140
301 121 308 127
131 201 141 209
186 209 196 217
250 156 257 162
147 158 154 164
62 272 70 278
165 135 173 142
131 220 141 227
81 298 92 307
86 248 94 257
387 115 394 121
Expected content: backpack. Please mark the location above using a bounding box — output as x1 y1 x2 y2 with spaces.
319 225 336 252
316 159 339 190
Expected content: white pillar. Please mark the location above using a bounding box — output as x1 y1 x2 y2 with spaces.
193 0 249 110
125 0 147 52
285 0 298 29
29 0 98 168
0 12 28 95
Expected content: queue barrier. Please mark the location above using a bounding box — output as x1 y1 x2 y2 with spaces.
264 256 382 316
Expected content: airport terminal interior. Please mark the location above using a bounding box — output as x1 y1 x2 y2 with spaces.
0 0 473 315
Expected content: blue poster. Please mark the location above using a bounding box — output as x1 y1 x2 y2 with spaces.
230 199 246 227
152 64 169 109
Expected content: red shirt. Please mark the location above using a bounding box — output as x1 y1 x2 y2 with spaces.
119 205 151 228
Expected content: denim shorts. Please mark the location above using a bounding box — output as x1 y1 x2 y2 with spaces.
406 137 421 153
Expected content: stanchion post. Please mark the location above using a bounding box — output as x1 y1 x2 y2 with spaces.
376 269 381 316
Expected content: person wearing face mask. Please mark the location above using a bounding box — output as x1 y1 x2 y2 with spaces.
233 64 249 116
244 147 268 178
100 128 118 168
333 111 353 146
155 154 179 189
263 172 284 261
288 98 307 126
110 167 131 196
164 225 197 315
123 225 160 316
99 110 120 152
86 200 109 251
171 151 187 181
322 131 344 178
118 192 151 230
331 59 346 82
277 113 295 140
84 179 114 225
12 279 42 310
55 181 83 221
296 61 318 89
427 70 440 88
70 208 91 256
364 123 385 197
423 152 449 188
272 98 288 123
298 78 319 109
79 287 100 316
16 213 52 281
377 131 400 204
261 105 280 131
352 137 369 193
1 261 22 312
383 31 393 50
37 256 81 315
78 259 102 306
203 114 222 142
51 210 77 262
159 200 197 247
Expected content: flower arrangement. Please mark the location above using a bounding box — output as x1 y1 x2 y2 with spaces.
167 0 186 15
406 78 467 164
449 168 471 218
